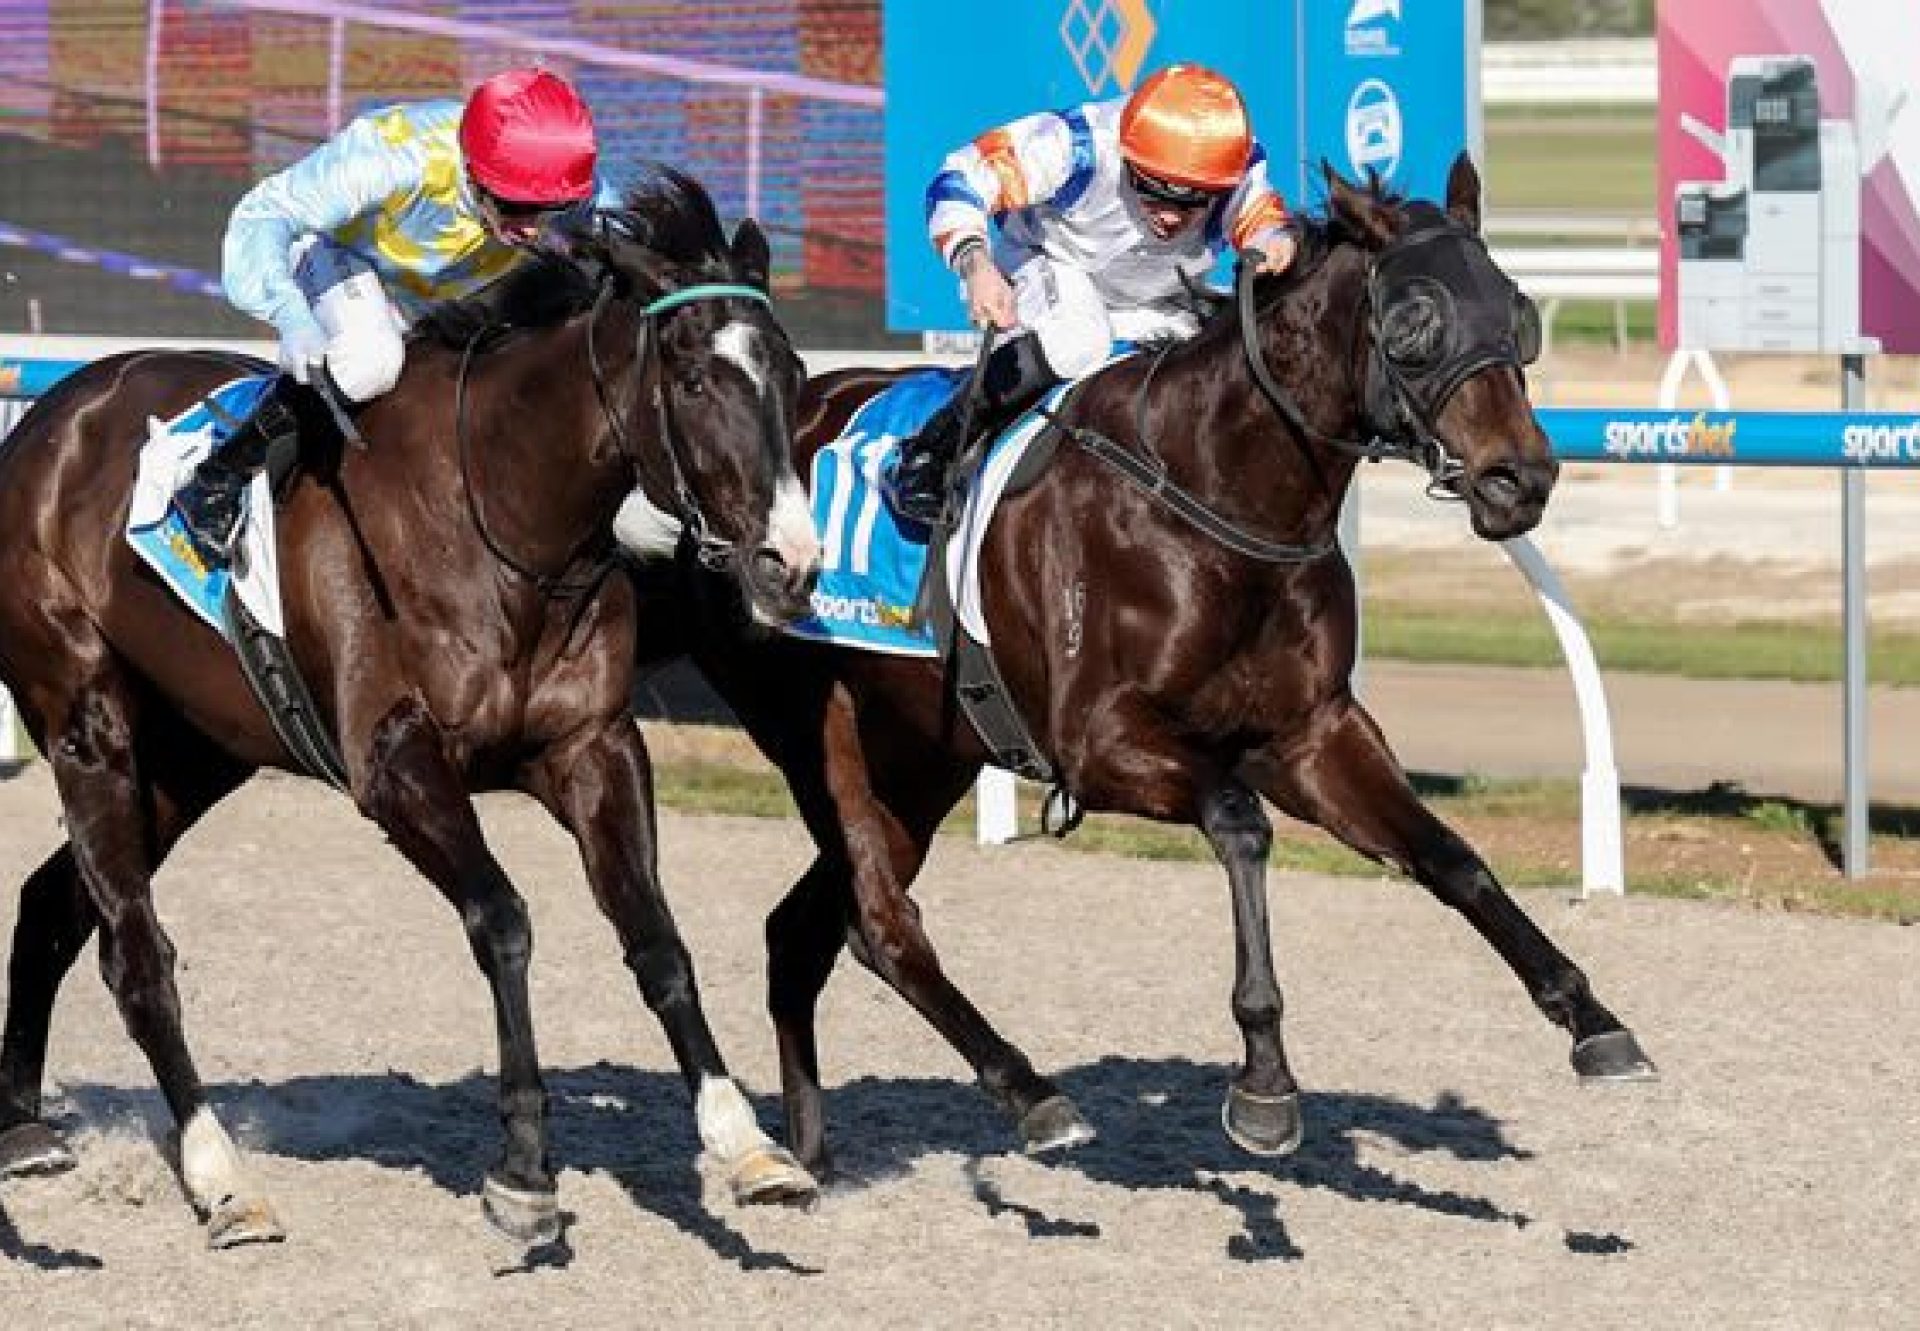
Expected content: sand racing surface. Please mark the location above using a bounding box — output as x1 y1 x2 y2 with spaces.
1 761 1916 1327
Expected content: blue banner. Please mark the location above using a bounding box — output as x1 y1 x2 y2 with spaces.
1299 0 1472 208
0 358 86 398
883 0 1298 332
1537 408 1920 468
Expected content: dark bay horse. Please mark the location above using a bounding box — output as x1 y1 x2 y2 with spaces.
0 172 821 1247
662 155 1656 1178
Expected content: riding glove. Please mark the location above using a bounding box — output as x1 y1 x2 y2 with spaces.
276 318 327 383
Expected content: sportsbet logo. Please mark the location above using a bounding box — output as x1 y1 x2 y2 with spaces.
1601 413 1738 459
811 590 915 629
1841 420 1920 462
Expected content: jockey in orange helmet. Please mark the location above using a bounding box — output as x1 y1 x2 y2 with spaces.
175 68 616 567
894 63 1298 523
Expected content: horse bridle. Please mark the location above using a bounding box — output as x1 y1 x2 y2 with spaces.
1236 221 1539 501
455 278 770 595
585 279 772 571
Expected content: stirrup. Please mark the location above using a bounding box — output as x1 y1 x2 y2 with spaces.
890 478 948 525
888 446 953 524
173 482 246 567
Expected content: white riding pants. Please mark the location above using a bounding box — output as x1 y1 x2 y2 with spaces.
1003 253 1201 376
290 236 409 403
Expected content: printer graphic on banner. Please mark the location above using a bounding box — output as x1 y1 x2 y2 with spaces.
1675 55 1904 354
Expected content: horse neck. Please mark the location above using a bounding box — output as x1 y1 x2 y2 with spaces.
1144 257 1370 545
461 311 636 574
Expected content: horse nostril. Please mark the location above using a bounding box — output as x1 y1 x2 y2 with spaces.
752 545 818 603
751 546 787 584
1476 465 1523 509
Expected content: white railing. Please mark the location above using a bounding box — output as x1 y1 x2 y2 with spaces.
1484 38 1655 105
1495 244 1658 365
145 0 883 220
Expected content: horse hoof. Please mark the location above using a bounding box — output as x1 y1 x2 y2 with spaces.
1222 1085 1304 1157
205 1195 287 1250
0 1121 77 1178
728 1145 819 1209
482 1174 561 1247
1572 1030 1659 1082
1019 1095 1097 1156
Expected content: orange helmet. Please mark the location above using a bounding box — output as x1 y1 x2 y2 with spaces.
1118 64 1252 192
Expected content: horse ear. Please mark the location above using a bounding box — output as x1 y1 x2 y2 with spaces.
1444 150 1483 233
1321 158 1398 249
731 218 772 292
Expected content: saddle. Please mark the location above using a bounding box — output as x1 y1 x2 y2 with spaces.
126 369 353 791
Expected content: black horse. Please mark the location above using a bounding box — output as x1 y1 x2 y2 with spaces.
0 171 821 1247
656 155 1656 1178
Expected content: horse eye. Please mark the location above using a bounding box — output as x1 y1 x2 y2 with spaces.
678 369 706 397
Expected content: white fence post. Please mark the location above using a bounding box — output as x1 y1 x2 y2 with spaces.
975 767 1019 845
0 688 18 763
1655 347 1733 527
1501 535 1624 895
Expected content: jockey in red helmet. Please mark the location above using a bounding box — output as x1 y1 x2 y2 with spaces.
176 67 613 568
895 63 1297 524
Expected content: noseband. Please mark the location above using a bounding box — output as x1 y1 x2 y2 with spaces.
455 278 771 596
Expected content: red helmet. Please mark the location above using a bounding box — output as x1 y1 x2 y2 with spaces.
460 68 597 204
1119 64 1252 192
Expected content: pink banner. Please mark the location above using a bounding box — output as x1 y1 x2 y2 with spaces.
1658 0 1920 354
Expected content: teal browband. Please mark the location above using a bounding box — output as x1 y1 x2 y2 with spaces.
640 283 770 317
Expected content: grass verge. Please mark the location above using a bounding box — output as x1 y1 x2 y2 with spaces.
650 757 1920 924
1364 607 1920 686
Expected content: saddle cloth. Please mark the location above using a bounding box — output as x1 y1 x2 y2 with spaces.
781 362 1109 658
124 375 288 639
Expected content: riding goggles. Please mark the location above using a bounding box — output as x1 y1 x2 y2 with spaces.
1126 163 1224 210
475 184 593 234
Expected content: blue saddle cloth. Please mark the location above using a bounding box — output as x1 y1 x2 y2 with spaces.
782 368 966 657
125 374 277 635
785 350 1135 656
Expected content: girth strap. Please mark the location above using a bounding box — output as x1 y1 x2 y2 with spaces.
221 589 350 792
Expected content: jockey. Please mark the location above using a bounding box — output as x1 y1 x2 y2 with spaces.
892 62 1299 524
174 66 615 567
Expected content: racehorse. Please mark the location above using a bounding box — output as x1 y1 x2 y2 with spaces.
662 154 1657 1178
0 170 822 1248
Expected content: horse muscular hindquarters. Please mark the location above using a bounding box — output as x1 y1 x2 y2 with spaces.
670 154 1655 1178
0 172 820 1248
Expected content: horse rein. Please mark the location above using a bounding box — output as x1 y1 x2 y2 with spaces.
453 278 769 597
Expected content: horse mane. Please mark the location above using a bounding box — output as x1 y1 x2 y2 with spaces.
415 166 734 351
603 164 734 275
1184 172 1411 348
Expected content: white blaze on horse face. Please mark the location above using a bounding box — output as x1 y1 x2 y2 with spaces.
713 322 768 396
768 475 822 577
695 1075 777 1162
712 320 820 579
